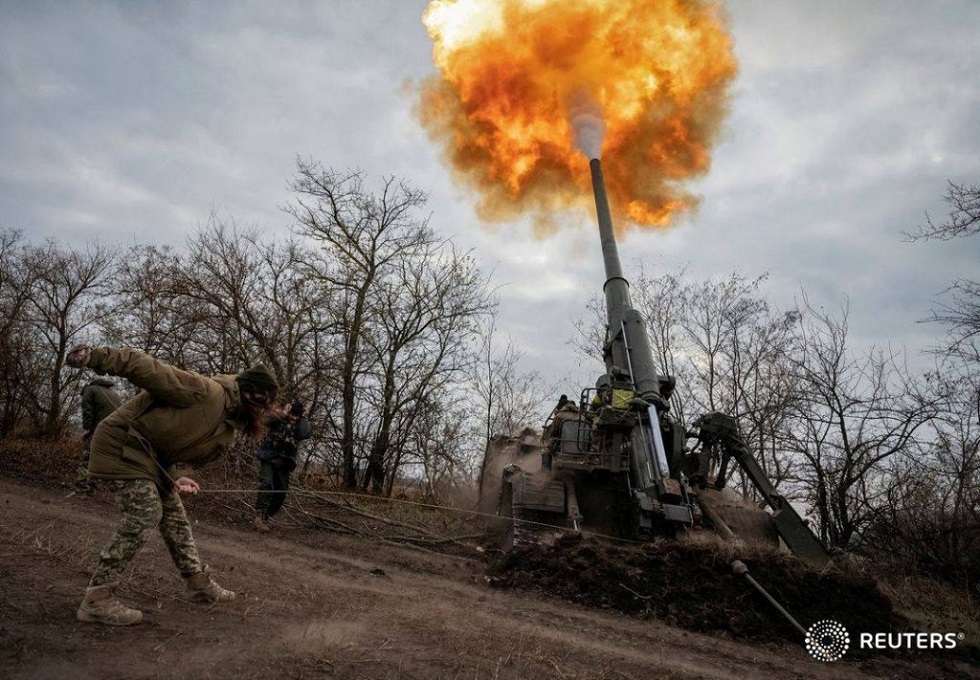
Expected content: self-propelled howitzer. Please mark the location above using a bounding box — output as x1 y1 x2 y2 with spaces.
479 158 831 566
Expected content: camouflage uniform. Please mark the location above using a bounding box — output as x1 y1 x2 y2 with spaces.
80 348 251 588
90 480 201 585
68 347 279 624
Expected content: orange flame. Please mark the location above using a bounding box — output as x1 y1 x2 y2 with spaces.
417 0 737 237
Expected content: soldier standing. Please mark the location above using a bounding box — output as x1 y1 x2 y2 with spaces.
253 400 310 532
73 376 122 495
66 345 279 626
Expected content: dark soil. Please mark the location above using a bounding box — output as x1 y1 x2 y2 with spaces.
486 534 903 651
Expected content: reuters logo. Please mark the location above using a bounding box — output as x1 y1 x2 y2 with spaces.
806 619 850 662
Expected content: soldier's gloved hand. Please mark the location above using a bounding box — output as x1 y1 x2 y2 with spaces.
66 345 93 368
174 477 200 495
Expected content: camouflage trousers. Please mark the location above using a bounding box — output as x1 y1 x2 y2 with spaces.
74 441 96 494
90 479 202 586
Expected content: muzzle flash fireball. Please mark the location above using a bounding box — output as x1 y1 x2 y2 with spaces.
418 0 738 236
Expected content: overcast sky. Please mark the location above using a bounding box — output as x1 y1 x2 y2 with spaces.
2 1 978 391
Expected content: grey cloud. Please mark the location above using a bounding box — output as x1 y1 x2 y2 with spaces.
0 0 978 386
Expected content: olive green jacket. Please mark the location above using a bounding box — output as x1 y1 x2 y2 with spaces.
88 347 248 487
81 378 122 433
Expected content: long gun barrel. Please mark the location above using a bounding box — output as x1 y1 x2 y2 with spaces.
589 158 674 500
588 158 663 406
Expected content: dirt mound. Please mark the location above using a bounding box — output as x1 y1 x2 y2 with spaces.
486 534 901 646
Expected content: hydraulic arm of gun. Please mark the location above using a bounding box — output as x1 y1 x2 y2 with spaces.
693 412 833 567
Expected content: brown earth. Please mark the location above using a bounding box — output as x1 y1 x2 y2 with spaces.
1 473 978 679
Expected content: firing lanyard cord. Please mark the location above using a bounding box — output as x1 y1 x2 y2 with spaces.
149 454 642 544
168 484 643 545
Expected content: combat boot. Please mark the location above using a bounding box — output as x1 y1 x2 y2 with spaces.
253 512 270 533
77 584 143 626
185 567 236 604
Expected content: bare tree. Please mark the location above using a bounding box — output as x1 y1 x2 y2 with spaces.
0 230 41 436
14 239 116 435
866 369 979 589
908 180 980 363
102 244 198 360
926 279 980 364
474 315 548 442
784 296 938 548
360 242 494 494
909 180 980 241
285 160 481 491
723 306 802 494
409 397 475 501
880 179 980 587
174 217 331 386
179 218 275 374
100 221 339 471
175 219 340 472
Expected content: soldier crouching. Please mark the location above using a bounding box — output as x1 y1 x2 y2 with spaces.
66 345 279 626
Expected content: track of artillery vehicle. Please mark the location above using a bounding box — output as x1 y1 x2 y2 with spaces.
479 158 832 567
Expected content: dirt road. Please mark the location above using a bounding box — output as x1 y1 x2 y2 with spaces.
0 478 974 679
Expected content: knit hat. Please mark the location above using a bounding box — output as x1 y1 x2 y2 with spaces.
236 364 279 395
